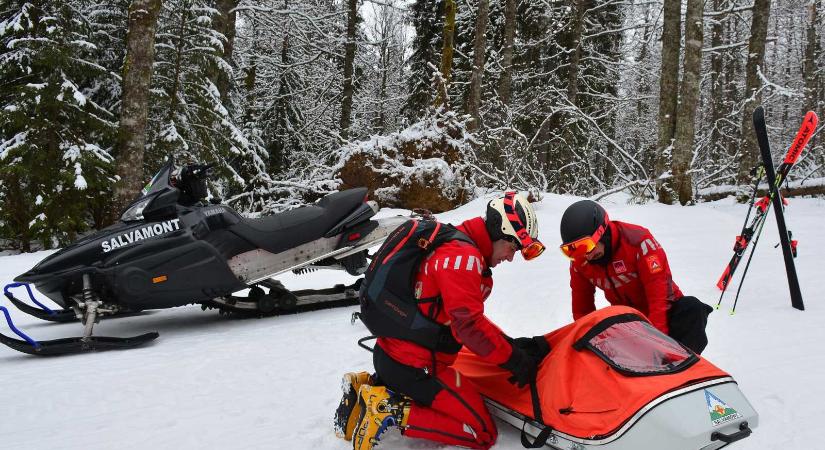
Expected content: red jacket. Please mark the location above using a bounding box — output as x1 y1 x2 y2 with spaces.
377 217 513 370
570 221 683 334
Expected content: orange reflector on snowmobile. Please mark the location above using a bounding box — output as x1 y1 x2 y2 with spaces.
152 275 168 284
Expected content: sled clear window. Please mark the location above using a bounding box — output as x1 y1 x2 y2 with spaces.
574 314 698 376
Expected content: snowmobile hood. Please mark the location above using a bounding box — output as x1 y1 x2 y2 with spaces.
15 219 183 283
453 306 730 439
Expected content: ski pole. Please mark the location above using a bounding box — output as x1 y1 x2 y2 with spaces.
716 168 764 309
730 203 772 315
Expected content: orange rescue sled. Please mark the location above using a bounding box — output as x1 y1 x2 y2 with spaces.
453 306 757 449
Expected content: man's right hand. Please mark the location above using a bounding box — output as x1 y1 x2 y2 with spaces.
499 344 538 388
513 335 551 364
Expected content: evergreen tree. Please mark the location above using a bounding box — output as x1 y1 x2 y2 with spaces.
404 0 443 119
148 0 257 198
0 0 117 250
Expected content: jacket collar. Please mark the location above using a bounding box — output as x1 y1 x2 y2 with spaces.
457 217 494 266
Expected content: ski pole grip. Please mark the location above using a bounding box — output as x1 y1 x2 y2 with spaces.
711 421 752 444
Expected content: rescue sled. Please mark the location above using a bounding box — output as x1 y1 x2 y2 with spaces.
453 306 757 449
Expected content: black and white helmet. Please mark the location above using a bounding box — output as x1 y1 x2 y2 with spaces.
485 191 539 247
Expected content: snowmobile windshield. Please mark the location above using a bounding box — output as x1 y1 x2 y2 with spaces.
141 160 175 198
121 159 175 222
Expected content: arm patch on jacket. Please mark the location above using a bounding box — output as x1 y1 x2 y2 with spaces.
646 255 663 274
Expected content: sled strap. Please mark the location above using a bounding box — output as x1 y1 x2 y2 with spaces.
519 375 554 448
520 422 554 449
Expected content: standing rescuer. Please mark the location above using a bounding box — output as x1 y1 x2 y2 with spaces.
334 192 550 450
558 199 713 354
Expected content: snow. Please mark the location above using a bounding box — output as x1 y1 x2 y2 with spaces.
73 162 87 190
1 195 824 450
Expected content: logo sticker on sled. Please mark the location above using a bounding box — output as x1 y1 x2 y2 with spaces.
705 390 742 427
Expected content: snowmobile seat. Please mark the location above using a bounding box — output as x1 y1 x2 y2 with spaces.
229 188 368 254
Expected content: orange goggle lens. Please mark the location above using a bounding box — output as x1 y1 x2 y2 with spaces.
559 236 598 260
521 241 546 261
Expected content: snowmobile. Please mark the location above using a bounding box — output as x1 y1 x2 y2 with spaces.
1 159 407 356
452 306 758 450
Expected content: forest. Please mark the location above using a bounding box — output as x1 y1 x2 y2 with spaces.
0 0 823 251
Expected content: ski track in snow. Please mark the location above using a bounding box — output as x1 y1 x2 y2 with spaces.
1 194 823 450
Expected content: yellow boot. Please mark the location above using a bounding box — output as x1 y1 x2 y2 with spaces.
352 385 410 450
334 371 373 440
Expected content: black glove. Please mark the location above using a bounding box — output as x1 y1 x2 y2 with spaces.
513 335 552 364
499 343 537 388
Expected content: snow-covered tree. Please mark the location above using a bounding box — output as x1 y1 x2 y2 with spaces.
147 0 260 200
0 1 117 250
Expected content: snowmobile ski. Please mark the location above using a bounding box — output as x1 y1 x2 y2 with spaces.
4 283 78 323
716 107 817 312
0 331 159 356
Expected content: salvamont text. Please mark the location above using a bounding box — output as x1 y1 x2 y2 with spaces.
101 219 182 253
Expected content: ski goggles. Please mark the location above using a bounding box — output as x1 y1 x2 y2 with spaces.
502 192 545 260
559 217 608 261
520 240 546 261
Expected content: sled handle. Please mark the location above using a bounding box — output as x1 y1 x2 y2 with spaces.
711 421 752 444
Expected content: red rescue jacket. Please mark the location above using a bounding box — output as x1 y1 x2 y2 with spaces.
377 217 513 370
569 221 683 334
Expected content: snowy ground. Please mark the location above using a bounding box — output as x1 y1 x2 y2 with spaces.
1 194 823 450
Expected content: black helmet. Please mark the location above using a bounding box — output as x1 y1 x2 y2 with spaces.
559 200 609 244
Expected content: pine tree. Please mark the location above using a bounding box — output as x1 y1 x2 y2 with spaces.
148 0 254 198
0 1 117 250
404 0 443 119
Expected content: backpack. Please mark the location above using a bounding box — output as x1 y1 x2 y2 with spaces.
358 218 476 354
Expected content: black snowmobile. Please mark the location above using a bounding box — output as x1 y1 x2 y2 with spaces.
1 159 406 356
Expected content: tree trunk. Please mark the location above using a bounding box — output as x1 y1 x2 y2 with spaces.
498 0 516 106
213 0 237 111
737 0 771 186
708 0 724 163
803 0 819 115
168 2 189 120
111 0 162 223
672 0 704 205
434 0 456 109
566 0 587 105
654 0 681 204
377 37 389 134
339 0 358 140
466 0 488 131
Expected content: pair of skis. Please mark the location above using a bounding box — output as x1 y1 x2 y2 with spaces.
716 106 818 313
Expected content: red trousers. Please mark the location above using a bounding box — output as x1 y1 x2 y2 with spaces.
373 346 497 449
403 365 498 449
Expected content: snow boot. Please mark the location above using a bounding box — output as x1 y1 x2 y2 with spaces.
334 371 373 440
352 385 410 450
